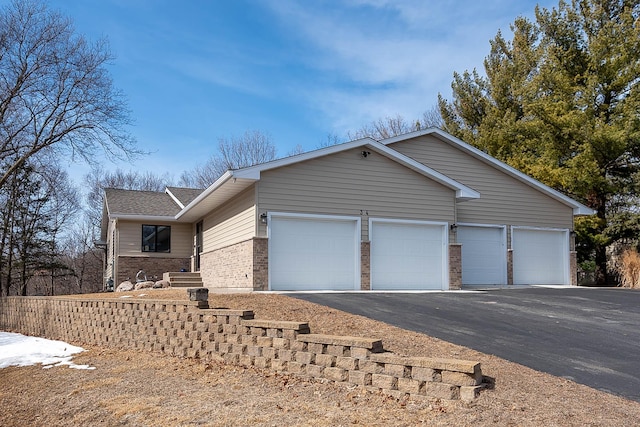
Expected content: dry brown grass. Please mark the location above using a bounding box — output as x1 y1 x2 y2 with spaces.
2 289 640 426
616 249 640 288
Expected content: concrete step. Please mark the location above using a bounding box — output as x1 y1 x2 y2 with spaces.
163 272 203 288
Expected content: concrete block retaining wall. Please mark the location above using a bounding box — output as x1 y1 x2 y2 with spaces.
0 292 483 401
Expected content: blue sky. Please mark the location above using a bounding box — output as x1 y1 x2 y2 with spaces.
44 0 556 184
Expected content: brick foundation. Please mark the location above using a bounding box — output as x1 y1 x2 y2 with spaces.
449 244 462 290
361 242 371 290
0 294 484 401
200 238 268 290
253 238 268 291
507 249 514 285
117 256 190 285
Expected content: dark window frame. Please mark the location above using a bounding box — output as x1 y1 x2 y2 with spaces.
141 224 171 253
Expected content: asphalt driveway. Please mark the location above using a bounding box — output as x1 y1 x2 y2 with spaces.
291 287 640 402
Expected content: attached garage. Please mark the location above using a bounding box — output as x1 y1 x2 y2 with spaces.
370 219 447 290
512 227 569 285
268 214 360 291
457 225 507 286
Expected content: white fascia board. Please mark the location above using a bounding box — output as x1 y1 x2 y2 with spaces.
165 187 185 209
366 140 480 200
108 214 177 222
381 128 595 215
175 171 235 220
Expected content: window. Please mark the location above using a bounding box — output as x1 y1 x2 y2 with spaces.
142 225 171 253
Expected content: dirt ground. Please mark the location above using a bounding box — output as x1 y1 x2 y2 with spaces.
2 289 640 426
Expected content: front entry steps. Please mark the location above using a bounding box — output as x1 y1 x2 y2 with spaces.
163 272 203 288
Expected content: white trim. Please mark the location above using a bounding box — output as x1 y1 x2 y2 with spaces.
165 188 185 209
511 226 570 285
267 211 361 291
456 223 508 286
380 128 595 216
108 214 177 222
175 171 236 220
369 218 449 291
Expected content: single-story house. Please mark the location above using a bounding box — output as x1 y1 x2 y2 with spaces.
100 128 594 291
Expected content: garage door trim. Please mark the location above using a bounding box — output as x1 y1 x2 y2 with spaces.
457 223 507 286
511 226 570 285
267 212 361 291
369 218 449 290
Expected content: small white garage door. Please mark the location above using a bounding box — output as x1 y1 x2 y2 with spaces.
512 228 569 285
370 220 446 290
457 225 506 286
269 215 359 291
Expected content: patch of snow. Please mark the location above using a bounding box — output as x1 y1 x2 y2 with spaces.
137 294 147 297
0 332 95 370
119 295 132 298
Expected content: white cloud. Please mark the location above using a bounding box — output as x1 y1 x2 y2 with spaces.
264 0 552 133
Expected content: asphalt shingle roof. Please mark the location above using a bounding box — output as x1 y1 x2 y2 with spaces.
104 188 181 217
166 186 204 207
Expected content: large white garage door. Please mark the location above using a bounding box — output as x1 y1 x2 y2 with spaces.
371 220 446 290
269 215 359 291
457 225 506 286
512 228 569 285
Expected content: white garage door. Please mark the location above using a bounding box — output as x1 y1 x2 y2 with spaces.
457 225 506 286
512 228 569 285
371 220 446 290
269 215 359 291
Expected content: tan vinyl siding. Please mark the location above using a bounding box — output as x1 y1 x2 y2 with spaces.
257 148 455 240
390 135 574 229
202 186 256 253
118 220 192 257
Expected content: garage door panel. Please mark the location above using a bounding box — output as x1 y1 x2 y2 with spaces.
270 216 358 291
371 221 445 290
457 226 506 286
512 228 568 285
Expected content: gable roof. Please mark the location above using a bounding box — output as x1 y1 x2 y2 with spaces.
174 137 480 222
104 188 181 219
381 128 595 216
166 187 204 209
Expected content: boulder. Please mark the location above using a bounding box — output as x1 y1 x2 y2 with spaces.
154 280 171 288
115 280 134 292
134 280 155 290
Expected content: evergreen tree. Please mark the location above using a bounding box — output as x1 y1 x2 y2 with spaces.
439 0 640 284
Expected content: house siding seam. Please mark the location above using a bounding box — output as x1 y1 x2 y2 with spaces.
117 256 190 285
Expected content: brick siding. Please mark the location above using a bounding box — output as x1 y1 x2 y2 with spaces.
448 244 462 290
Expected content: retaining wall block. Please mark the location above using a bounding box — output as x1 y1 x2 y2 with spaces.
348 371 372 386
294 351 315 365
441 370 482 386
335 356 358 371
254 356 271 369
423 382 460 400
397 378 422 394
371 373 397 390
315 354 336 367
323 367 348 382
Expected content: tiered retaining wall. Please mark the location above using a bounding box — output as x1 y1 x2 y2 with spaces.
0 291 483 401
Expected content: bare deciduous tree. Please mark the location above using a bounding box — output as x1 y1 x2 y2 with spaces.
0 0 138 190
180 130 277 188
348 107 444 141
